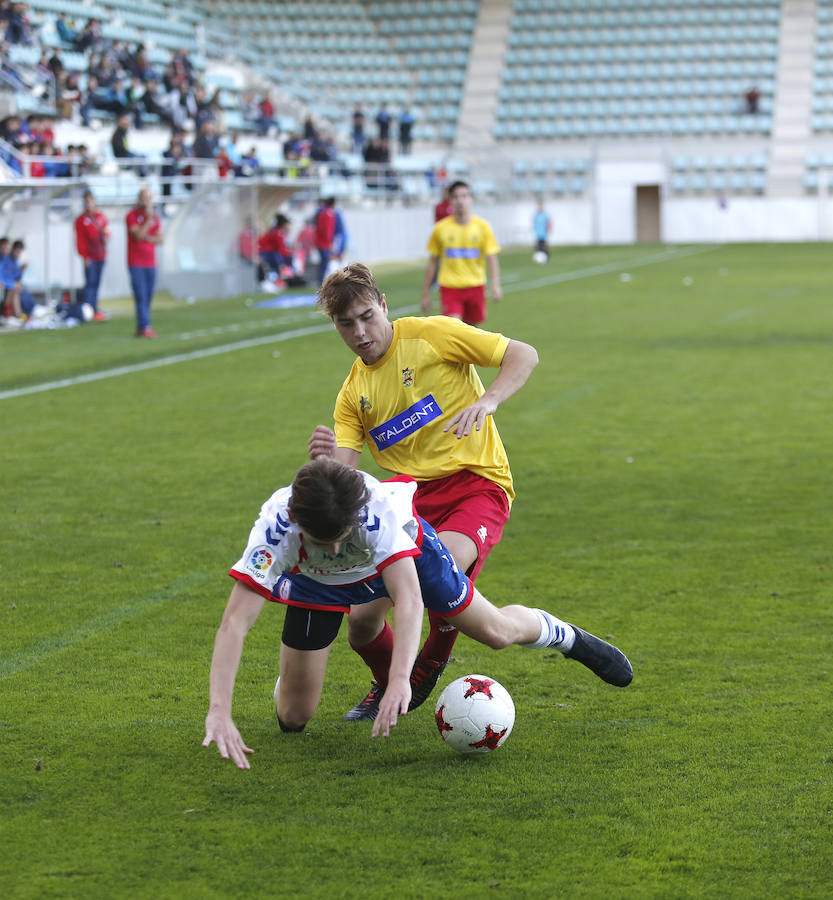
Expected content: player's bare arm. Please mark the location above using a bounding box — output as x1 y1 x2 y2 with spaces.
444 339 539 438
371 558 424 739
420 256 439 314
488 254 503 301
307 425 361 467
203 582 266 769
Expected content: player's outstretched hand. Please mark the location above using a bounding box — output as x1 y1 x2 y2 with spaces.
308 425 337 460
443 398 498 438
372 676 411 739
203 711 254 770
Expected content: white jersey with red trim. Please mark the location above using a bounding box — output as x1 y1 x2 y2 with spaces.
230 472 421 591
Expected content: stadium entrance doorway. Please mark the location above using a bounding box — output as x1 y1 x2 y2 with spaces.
636 185 661 242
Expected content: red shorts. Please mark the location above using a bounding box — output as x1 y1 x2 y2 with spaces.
414 469 510 581
439 284 486 325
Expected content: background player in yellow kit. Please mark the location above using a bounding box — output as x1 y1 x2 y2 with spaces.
308 263 538 720
420 180 502 326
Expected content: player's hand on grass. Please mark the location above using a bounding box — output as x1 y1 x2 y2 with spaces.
308 425 336 460
203 711 254 770
372 676 411 739
444 398 497 438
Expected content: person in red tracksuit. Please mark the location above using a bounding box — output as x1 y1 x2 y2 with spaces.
314 197 336 286
74 190 110 320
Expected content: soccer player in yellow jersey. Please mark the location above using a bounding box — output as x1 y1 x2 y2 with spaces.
308 263 538 721
421 180 502 326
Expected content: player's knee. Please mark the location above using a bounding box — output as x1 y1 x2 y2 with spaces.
347 612 385 647
277 713 308 733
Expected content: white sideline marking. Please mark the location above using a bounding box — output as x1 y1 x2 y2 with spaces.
504 244 720 293
0 246 716 402
0 305 420 401
0 324 334 401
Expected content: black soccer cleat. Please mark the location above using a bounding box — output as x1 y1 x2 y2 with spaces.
344 682 383 721
564 625 633 687
408 658 448 711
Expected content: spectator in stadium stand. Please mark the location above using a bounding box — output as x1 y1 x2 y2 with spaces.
375 102 390 141
74 18 102 54
745 86 760 114
111 113 146 176
90 53 116 89
56 12 77 45
79 76 108 125
127 44 153 82
351 105 365 153
398 108 414 155
161 134 186 196
434 184 453 221
6 2 33 45
240 145 260 176
310 130 337 163
74 190 109 320
421 180 502 327
125 186 163 338
104 77 132 117
194 119 220 162
314 197 337 286
194 84 220 130
137 78 168 128
257 93 275 136
303 114 317 141
219 133 242 177
60 72 82 120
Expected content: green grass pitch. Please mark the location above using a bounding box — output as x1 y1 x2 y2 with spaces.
2 243 832 898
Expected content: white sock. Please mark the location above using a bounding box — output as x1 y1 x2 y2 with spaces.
521 610 575 652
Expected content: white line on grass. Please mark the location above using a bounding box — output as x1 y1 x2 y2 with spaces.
0 305 419 401
0 246 717 402
0 324 333 401
504 244 720 294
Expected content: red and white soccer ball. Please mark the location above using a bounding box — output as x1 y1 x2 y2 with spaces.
435 674 515 755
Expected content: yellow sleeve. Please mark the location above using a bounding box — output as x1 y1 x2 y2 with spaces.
426 222 442 256
419 316 509 367
333 380 365 452
482 220 500 256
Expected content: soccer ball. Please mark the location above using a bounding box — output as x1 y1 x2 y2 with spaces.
532 250 547 264
434 674 515 755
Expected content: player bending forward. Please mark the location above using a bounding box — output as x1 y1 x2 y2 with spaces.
203 459 633 770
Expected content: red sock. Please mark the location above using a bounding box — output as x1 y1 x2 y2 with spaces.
417 611 459 666
350 620 394 687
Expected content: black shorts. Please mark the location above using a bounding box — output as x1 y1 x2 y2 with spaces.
281 604 344 651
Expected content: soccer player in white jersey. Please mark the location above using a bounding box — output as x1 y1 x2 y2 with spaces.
203 459 632 770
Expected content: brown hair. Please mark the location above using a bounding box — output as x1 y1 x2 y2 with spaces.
288 458 370 541
317 262 383 318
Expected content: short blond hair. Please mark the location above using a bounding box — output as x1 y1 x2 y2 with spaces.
317 262 383 318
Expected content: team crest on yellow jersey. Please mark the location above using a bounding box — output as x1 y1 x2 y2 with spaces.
360 396 372 412
401 367 414 387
